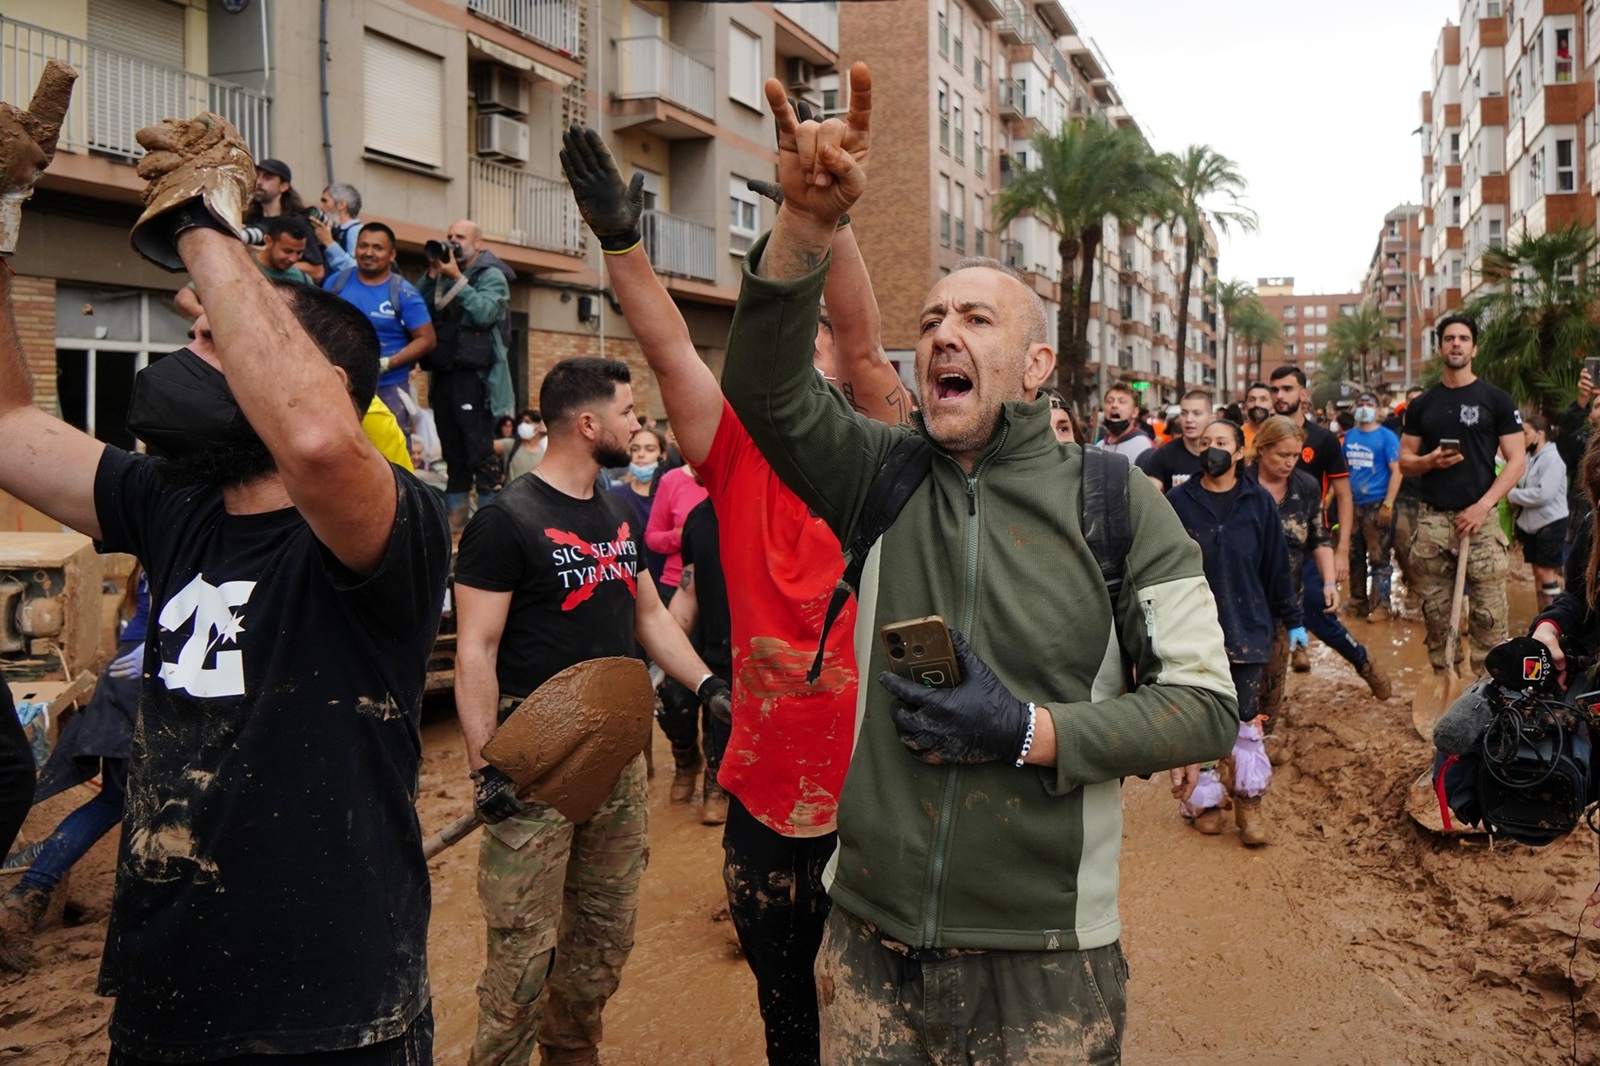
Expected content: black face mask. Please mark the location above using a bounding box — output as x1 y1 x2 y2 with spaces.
127 349 276 487
1102 417 1130 436
1247 405 1269 424
1200 447 1235 478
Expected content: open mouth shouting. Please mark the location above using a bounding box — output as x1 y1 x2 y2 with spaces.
934 368 974 401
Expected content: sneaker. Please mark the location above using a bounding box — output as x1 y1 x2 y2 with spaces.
701 783 729 826
1358 659 1392 701
1190 807 1226 835
1291 646 1311 673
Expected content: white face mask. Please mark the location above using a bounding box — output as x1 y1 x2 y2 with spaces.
516 422 537 441
1355 405 1377 424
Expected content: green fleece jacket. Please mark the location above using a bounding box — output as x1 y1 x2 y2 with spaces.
722 235 1238 952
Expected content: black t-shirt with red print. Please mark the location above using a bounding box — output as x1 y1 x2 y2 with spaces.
454 472 645 703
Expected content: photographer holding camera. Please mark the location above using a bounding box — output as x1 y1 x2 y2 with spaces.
419 219 516 528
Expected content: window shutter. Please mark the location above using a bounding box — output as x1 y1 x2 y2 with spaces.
87 0 186 68
364 33 444 168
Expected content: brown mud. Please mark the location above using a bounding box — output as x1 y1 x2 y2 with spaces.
7 584 1600 1063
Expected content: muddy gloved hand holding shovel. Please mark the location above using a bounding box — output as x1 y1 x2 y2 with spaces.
0 60 78 256
129 112 254 270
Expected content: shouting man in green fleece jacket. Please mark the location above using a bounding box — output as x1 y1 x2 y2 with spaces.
721 63 1240 1065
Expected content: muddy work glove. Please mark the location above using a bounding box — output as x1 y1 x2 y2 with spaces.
129 113 253 271
878 629 1032 766
471 765 527 825
698 675 733 725
559 125 642 254
0 60 77 256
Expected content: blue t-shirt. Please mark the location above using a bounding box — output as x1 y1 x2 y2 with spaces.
323 271 431 386
1343 424 1400 505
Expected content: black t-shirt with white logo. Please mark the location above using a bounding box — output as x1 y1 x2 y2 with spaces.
1403 377 1522 510
681 497 730 675
92 448 450 1059
1135 438 1204 493
454 473 645 702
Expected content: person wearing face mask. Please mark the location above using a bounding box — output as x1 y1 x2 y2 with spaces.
1166 420 1301 844
497 408 547 483
1507 414 1569 609
1342 391 1403 619
1094 382 1153 460
1241 381 1273 450
608 427 668 584
0 97 450 1060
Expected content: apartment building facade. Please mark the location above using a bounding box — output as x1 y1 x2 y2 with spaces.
1247 278 1362 388
839 0 1223 409
1360 204 1426 393
0 0 845 460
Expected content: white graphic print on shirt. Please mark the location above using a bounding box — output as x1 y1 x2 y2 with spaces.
157 572 258 698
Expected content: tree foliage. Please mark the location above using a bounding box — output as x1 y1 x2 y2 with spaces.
1323 304 1397 391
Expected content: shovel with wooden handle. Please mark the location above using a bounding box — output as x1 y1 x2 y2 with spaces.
422 656 655 860
1411 531 1473 741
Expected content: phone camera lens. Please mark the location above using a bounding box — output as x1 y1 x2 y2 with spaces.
911 644 925 657
889 646 905 660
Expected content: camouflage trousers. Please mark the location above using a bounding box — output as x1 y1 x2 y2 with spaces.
816 908 1127 1066
1411 508 1510 673
471 754 649 1066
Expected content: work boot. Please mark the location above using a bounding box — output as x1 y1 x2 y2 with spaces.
701 781 729 826
0 884 50 975
1291 646 1311 673
1358 659 1392 701
670 751 702 804
1189 807 1226 835
1234 795 1269 847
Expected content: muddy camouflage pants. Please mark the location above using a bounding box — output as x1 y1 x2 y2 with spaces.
1411 508 1509 673
471 755 649 1066
815 908 1128 1066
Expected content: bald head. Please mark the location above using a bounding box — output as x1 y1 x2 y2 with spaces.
447 219 483 263
950 256 1047 347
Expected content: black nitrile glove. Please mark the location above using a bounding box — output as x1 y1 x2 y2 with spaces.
471 765 527 825
877 629 1032 765
559 124 643 253
698 675 733 725
746 178 784 206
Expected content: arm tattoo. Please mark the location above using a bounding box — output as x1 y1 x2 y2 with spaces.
680 565 694 590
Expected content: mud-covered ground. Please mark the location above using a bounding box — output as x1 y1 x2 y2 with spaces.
8 597 1600 1064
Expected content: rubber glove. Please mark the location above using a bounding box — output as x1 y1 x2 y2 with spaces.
1288 627 1309 651
107 642 144 680
559 125 643 253
877 629 1032 765
471 766 527 825
698 675 733 725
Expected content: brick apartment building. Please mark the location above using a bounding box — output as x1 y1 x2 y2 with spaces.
1244 278 1362 390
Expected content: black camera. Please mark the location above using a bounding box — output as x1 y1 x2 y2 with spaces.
424 239 465 263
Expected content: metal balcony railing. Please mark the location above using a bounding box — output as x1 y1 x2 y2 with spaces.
0 15 270 162
998 79 1025 119
955 219 966 252
467 0 581 56
940 210 951 246
469 159 580 255
641 209 715 282
1001 238 1023 270
615 36 715 119
773 2 840 51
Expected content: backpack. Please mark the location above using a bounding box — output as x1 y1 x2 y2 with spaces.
423 263 506 373
330 268 407 334
805 440 1133 683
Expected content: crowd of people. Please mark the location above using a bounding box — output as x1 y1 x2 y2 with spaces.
0 58 1592 1066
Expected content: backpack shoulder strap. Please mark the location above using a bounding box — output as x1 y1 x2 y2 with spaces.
806 434 935 683
388 273 406 332
1081 447 1133 602
330 267 355 295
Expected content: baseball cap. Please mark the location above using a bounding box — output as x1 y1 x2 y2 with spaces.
256 158 292 182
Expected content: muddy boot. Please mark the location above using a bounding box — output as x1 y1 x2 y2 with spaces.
1290 646 1311 673
0 884 50 974
1234 795 1269 846
670 750 702 804
1263 732 1291 767
701 781 729 826
1189 807 1226 835
1358 658 1392 701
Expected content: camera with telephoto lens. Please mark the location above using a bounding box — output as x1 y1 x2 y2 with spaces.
1467 638 1599 844
424 239 464 263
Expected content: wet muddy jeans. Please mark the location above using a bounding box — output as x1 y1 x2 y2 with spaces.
471 755 649 1066
815 908 1127 1066
722 793 835 1066
1348 502 1395 610
1411 507 1509 673
1259 628 1289 733
1300 556 1368 669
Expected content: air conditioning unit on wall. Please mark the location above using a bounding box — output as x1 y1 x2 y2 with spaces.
787 57 817 91
477 114 530 163
476 65 529 117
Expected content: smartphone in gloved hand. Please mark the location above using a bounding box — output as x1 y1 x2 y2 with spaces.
880 616 963 689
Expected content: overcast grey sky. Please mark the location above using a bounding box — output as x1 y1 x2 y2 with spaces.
1076 0 1460 296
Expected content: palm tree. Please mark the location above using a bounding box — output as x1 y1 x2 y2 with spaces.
996 114 1168 410
1214 278 1254 393
1229 296 1282 385
1325 304 1397 390
1462 223 1600 416
1161 146 1257 393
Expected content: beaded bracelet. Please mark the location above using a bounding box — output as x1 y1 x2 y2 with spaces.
1015 703 1037 768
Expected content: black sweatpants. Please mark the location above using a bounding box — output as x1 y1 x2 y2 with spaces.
722 795 835 1066
0 685 34 859
431 370 501 496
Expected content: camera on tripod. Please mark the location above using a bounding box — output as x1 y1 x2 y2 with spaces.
424 239 465 263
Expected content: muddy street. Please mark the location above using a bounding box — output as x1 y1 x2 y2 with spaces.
7 599 1600 1064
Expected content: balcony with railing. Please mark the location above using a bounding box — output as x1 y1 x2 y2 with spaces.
955 219 967 253
998 79 1025 121
1 15 270 163
940 210 951 247
614 37 715 124
467 0 581 57
641 210 716 282
470 159 580 256
773 2 840 53
1001 238 1023 270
